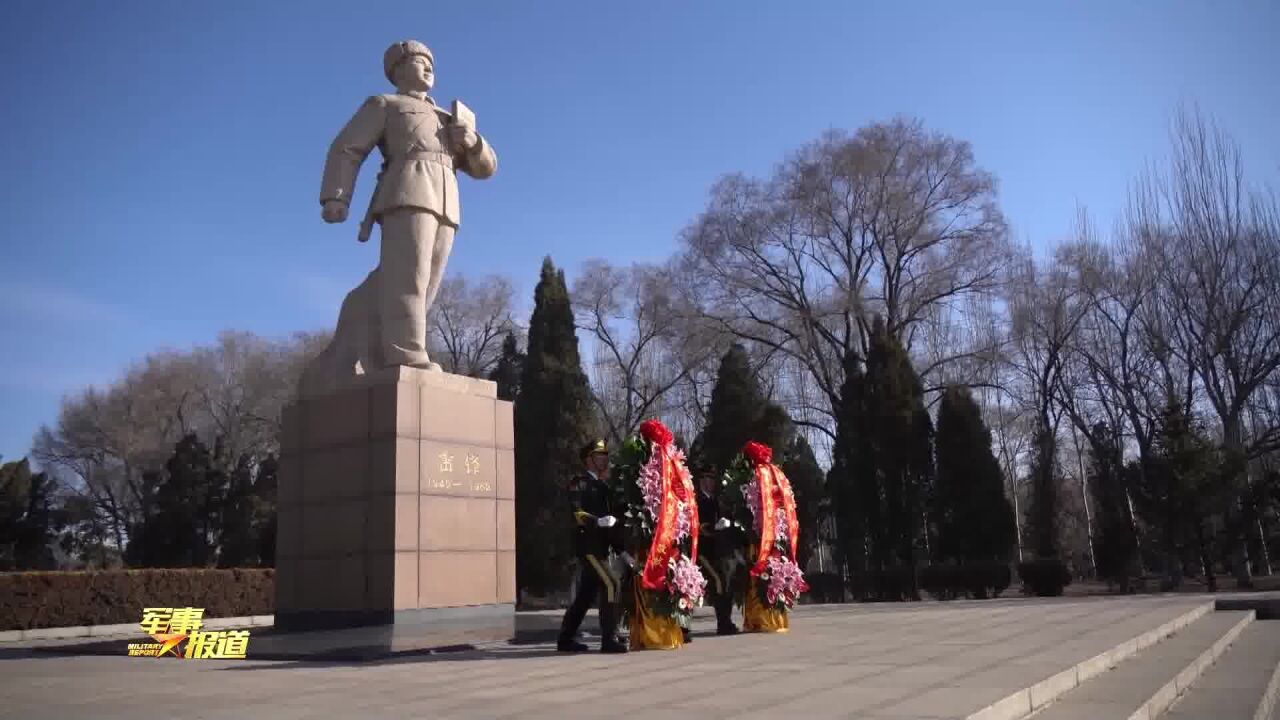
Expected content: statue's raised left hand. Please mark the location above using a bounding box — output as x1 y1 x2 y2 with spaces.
449 124 478 153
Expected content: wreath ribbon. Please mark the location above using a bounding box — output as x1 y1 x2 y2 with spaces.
640 442 699 590
750 462 799 577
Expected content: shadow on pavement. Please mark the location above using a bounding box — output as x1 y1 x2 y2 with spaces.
215 645 574 671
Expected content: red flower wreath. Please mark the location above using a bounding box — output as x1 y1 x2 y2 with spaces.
638 419 674 447
742 440 773 466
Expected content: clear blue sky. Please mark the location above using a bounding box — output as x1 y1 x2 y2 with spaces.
1 0 1276 463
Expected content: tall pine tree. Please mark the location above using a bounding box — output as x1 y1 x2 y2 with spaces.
253 455 278 567
1025 425 1061 560
863 319 933 599
514 258 597 597
126 434 227 568
217 455 259 567
830 320 933 600
1086 424 1138 591
218 454 278 568
692 344 790 477
488 331 525 403
1135 399 1224 591
780 435 824 570
0 458 58 570
828 349 870 584
933 387 1016 565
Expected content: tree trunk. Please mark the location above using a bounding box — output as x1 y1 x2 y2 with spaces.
1196 522 1216 592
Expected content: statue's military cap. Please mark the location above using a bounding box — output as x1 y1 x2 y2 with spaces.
383 40 434 84
580 439 609 461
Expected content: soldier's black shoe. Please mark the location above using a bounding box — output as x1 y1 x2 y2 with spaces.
600 639 629 654
717 624 741 636
682 628 693 643
557 639 590 653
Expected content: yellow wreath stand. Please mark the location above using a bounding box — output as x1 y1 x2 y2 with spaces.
626 550 685 651
741 544 789 633
742 575 790 633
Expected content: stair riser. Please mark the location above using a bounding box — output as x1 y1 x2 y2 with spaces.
966 602 1214 720
1254 654 1280 720
1125 611 1255 720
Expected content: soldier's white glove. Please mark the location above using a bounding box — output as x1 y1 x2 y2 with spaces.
621 552 636 569
715 517 731 531
597 515 618 528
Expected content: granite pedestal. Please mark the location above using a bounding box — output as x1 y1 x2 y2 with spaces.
274 366 516 654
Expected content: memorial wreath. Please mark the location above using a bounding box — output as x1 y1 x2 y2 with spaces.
612 419 706 649
722 440 808 629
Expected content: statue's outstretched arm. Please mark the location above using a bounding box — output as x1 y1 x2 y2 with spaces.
320 96 388 208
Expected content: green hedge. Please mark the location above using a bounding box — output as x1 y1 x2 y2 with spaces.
919 562 1012 600
1017 558 1072 597
848 566 919 601
0 569 273 631
800 572 844 603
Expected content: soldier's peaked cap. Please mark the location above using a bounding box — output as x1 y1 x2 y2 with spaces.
580 439 609 461
384 40 434 83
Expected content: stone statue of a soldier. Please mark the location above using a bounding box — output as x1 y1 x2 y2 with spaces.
299 40 498 395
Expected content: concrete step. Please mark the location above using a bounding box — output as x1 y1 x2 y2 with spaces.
967 602 1216 720
1215 592 1280 620
1030 610 1254 720
1163 621 1280 720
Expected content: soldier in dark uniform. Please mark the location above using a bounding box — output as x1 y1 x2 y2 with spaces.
558 439 629 654
696 470 741 636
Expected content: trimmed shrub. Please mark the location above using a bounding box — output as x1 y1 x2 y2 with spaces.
971 562 1012 599
0 568 273 631
801 572 844 604
920 564 963 600
920 562 1012 600
1017 558 1071 597
848 566 918 601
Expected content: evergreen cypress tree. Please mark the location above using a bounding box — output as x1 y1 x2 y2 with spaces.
1136 399 1223 591
217 455 258 567
696 344 786 476
780 435 824 570
514 257 597 597
828 348 870 586
126 434 226 567
1086 424 1137 591
488 331 525 403
858 319 932 599
1017 425 1074 597
253 455 278 567
217 453 277 568
0 458 57 570
1025 425 1060 560
933 387 1016 565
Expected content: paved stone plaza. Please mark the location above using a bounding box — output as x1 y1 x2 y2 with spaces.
4 595 1254 719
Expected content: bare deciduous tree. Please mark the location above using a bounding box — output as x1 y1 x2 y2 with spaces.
574 260 718 443
1130 108 1280 584
428 275 520 378
681 118 1010 437
31 331 324 555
